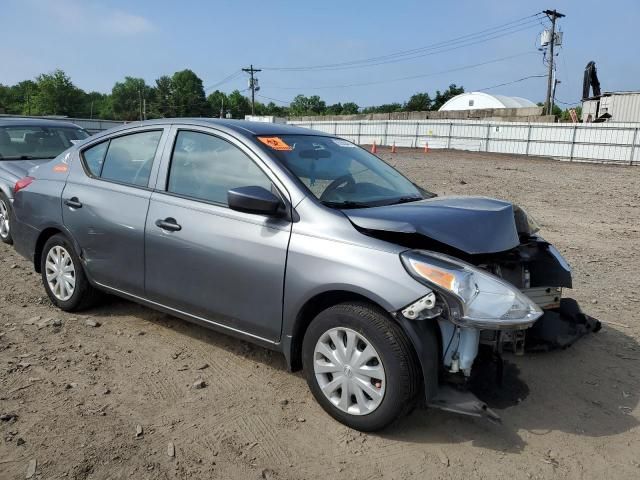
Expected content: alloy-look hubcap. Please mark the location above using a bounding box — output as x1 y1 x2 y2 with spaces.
313 327 386 415
45 246 76 301
0 200 9 239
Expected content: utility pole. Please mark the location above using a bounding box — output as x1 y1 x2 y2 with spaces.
543 9 565 116
242 64 261 115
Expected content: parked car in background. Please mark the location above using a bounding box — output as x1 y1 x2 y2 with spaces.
9 119 600 431
0 118 90 244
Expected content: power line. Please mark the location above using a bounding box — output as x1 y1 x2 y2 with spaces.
263 20 543 72
476 74 548 92
555 98 580 106
261 13 545 72
204 70 243 92
255 93 291 105
262 51 538 90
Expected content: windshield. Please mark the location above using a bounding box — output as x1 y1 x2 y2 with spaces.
0 125 89 160
260 134 429 208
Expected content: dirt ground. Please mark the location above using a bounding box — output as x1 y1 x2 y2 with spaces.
1 149 639 480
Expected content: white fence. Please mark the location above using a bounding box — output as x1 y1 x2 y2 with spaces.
288 119 640 166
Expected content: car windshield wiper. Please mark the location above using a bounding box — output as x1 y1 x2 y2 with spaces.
321 200 373 209
0 155 55 161
383 196 424 206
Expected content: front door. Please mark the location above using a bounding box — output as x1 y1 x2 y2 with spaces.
62 128 167 295
144 128 291 342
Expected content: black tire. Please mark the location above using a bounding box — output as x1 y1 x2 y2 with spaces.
40 234 99 311
302 302 421 431
0 192 14 245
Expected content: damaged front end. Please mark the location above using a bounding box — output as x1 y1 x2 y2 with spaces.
347 196 600 420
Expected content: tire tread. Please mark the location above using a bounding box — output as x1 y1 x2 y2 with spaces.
302 301 422 431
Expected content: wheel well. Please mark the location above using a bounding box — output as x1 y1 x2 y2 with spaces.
33 228 63 273
289 290 391 372
0 186 12 201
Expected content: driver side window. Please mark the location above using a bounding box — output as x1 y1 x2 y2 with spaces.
82 130 162 187
167 130 272 206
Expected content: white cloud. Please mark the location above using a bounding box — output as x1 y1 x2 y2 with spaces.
100 10 155 35
28 0 156 36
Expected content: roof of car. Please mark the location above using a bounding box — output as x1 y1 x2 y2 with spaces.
190 118 326 136
0 117 84 129
96 118 328 138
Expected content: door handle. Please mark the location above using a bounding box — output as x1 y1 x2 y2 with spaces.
155 217 182 232
64 197 82 209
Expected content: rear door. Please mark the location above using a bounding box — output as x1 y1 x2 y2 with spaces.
144 126 292 341
62 127 169 295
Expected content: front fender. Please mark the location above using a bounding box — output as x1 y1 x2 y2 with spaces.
0 179 14 201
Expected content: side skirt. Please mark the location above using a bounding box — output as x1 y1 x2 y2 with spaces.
93 281 282 353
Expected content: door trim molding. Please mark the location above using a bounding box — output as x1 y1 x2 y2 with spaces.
94 281 279 347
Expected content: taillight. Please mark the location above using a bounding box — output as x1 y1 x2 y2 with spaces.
14 176 35 194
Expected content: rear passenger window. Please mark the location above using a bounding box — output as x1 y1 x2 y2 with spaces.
167 131 272 205
83 141 108 176
100 131 162 187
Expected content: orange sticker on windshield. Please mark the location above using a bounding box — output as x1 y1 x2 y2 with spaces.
53 163 69 173
258 136 292 151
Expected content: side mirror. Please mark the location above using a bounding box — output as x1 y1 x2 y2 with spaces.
227 186 283 216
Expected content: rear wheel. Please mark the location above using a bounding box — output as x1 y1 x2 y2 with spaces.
0 192 13 245
40 234 98 311
302 302 421 431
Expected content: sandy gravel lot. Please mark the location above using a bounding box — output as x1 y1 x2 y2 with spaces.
1 149 639 480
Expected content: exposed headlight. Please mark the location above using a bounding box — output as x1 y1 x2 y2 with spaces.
401 250 542 330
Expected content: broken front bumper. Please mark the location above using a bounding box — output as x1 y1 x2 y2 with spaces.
480 297 601 354
525 297 601 351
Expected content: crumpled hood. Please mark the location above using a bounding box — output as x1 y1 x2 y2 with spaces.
345 196 521 254
0 159 42 180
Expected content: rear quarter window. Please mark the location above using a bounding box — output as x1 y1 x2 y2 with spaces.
82 141 108 176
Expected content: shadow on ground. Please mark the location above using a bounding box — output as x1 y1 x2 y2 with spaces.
89 296 640 454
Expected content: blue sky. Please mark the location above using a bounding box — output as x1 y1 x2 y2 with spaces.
2 0 639 108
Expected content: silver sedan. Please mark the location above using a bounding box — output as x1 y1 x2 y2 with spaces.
10 119 599 430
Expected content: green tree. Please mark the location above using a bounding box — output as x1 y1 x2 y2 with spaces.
262 101 289 117
153 75 175 117
111 77 153 121
325 103 343 115
81 91 112 119
341 102 359 115
289 94 326 116
171 69 209 117
362 103 403 114
226 90 251 119
32 70 84 116
207 90 228 118
0 84 10 114
14 81 40 115
559 105 582 122
405 92 432 111
431 84 464 110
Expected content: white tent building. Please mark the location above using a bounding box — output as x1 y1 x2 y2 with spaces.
439 92 537 111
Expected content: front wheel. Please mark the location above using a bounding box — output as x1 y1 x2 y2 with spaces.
0 192 13 245
302 302 421 431
40 234 99 311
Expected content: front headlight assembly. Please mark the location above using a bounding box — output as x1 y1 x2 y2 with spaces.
401 250 542 330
